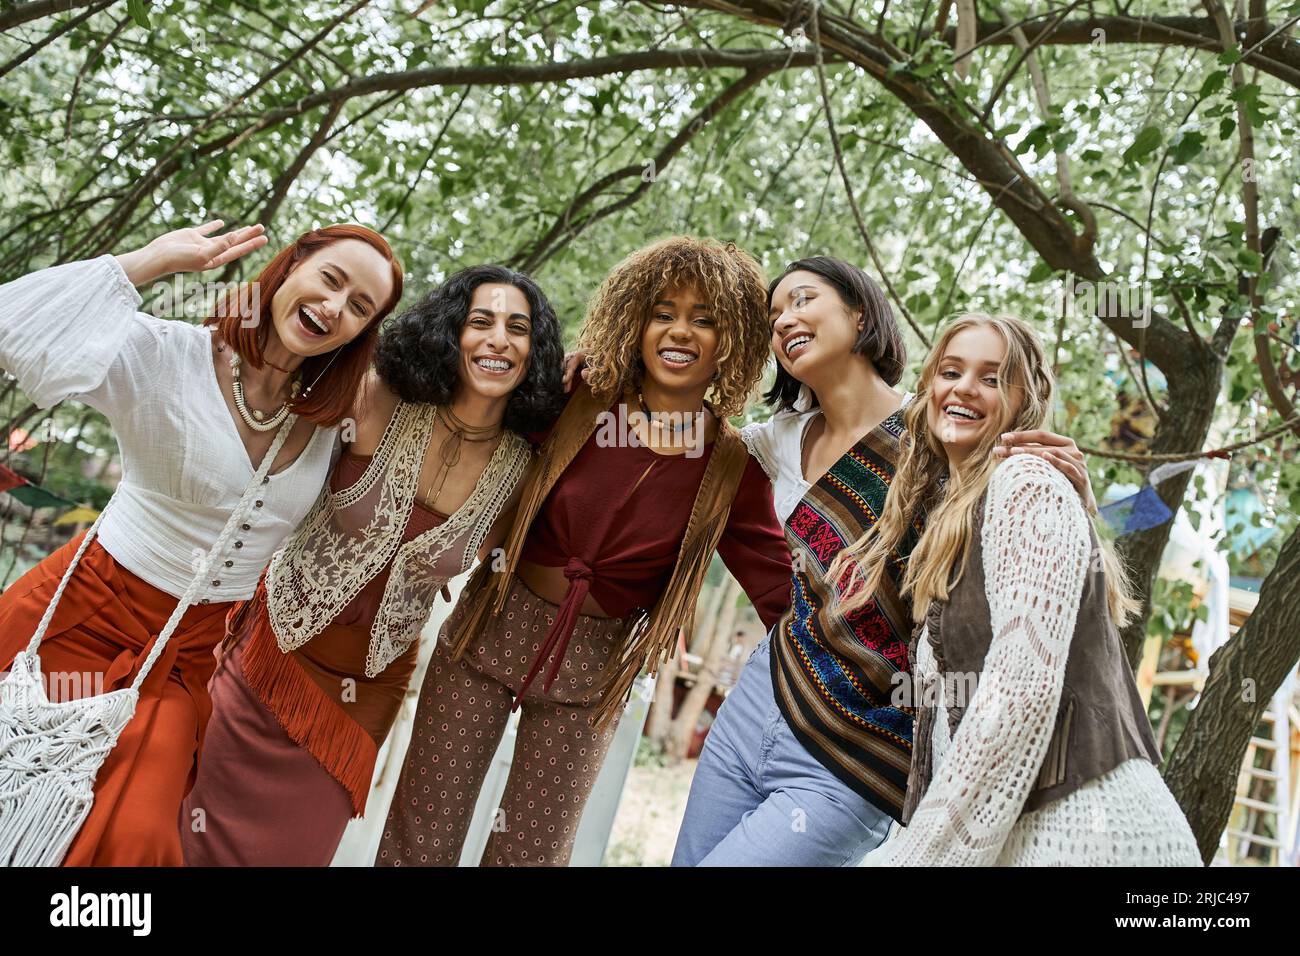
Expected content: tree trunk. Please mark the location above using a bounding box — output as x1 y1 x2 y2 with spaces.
1163 521 1300 862
645 654 677 749
1117 356 1223 669
667 575 743 761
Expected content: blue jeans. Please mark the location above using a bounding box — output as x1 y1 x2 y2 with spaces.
671 634 893 866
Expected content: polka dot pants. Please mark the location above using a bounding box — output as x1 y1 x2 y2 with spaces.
376 575 624 867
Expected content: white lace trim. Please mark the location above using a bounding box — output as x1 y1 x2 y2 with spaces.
266 402 530 677
738 421 778 483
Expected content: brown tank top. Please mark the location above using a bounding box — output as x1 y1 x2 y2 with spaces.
901 506 1161 824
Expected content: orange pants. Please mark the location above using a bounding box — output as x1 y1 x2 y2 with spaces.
0 532 227 866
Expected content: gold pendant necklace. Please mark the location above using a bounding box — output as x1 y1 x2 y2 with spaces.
419 405 503 512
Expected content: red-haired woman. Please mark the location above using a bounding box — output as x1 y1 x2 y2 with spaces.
0 220 403 865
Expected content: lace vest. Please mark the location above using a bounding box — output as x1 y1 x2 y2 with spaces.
265 401 531 677
902 505 1162 823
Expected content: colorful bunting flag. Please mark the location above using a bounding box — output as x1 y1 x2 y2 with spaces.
53 506 100 525
0 462 77 509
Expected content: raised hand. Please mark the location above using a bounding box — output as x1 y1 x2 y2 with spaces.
115 220 269 286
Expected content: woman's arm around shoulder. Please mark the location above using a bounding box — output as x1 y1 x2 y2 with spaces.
716 453 793 631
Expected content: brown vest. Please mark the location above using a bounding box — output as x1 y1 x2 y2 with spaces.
447 382 752 728
901 507 1161 824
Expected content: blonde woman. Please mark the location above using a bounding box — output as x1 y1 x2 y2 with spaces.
837 314 1200 866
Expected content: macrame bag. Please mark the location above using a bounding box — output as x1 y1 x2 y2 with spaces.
0 416 295 866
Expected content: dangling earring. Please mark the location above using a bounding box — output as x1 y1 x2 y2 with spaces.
300 347 343 399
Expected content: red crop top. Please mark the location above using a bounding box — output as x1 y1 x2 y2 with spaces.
515 422 793 700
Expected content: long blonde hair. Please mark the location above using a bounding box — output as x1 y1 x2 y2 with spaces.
827 313 1137 626
575 236 770 419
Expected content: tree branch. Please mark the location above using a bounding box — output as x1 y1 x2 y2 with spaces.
938 13 1300 89
0 0 100 33
510 67 773 273
378 86 470 235
1203 0 1298 435
0 0 111 80
67 0 374 260
809 8 929 346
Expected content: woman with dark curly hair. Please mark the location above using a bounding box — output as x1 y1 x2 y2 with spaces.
180 265 565 866
375 236 793 867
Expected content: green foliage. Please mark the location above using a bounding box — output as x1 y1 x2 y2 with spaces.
1148 579 1208 643
0 1 1296 627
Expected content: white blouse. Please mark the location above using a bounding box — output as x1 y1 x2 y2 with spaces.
740 387 911 524
739 406 818 525
0 256 336 603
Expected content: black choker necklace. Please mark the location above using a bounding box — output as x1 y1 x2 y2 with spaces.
637 390 707 433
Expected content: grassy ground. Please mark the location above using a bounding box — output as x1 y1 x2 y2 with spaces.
603 743 698 867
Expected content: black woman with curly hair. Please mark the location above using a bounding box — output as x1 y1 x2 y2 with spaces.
375 236 793 867
180 265 565 866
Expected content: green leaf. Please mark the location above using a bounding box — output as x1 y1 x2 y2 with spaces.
1218 116 1236 140
1229 82 1261 104
1169 130 1205 165
127 0 151 28
1121 125 1163 165
1236 248 1264 274
1198 70 1228 98
1014 123 1050 158
1026 260 1056 283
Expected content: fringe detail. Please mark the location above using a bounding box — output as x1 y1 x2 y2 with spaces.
452 384 609 657
447 561 496 661
900 706 931 825
238 605 377 818
592 427 751 730
0 779 93 867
